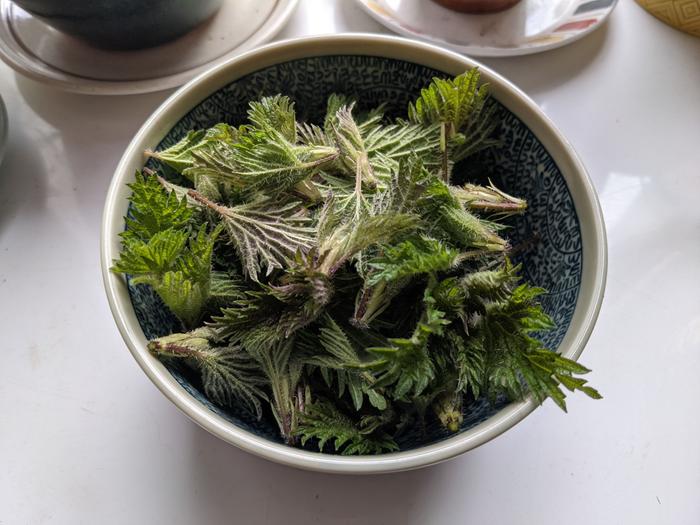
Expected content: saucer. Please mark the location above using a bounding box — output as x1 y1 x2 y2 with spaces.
0 0 299 95
355 0 618 56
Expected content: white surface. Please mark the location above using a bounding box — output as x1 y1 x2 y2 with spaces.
0 0 698 521
355 0 617 56
0 0 298 94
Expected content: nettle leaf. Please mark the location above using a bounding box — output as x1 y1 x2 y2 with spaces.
367 237 462 286
296 398 398 455
363 284 450 398
209 270 244 304
471 281 601 410
331 104 441 185
363 121 442 177
190 191 316 281
419 175 507 252
409 69 485 128
461 261 520 304
113 229 189 277
333 104 378 187
247 340 304 442
444 329 485 398
370 155 431 216
318 212 418 275
112 225 220 328
121 171 192 242
408 69 498 178
453 181 527 216
214 263 333 350
248 95 297 143
298 316 386 411
154 270 210 328
147 123 238 173
324 93 354 135
148 327 267 419
184 128 336 201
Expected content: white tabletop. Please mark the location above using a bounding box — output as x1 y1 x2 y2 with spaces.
1 1 699 523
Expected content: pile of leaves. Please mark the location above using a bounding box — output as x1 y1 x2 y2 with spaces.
112 70 600 455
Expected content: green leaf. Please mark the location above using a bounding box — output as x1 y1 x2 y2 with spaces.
370 155 431 216
363 283 449 398
453 181 527 216
318 212 418 275
297 316 384 411
408 68 498 172
296 398 398 455
148 327 267 419
247 95 297 143
154 270 209 328
209 270 244 304
113 228 189 277
332 104 378 187
363 121 442 178
121 171 192 243
445 329 485 398
184 129 336 200
147 123 238 173
190 192 316 281
247 340 304 442
470 279 600 410
113 225 220 328
367 237 462 286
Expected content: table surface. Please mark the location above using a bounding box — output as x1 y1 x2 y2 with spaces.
1 1 699 523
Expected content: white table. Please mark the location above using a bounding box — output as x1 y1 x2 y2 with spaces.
2 1 699 523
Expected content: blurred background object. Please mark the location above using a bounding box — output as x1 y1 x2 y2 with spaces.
0 93 6 166
431 0 522 13
636 0 700 36
355 0 618 56
10 0 223 50
0 0 299 94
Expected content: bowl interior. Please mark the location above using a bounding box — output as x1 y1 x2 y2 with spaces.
127 54 582 451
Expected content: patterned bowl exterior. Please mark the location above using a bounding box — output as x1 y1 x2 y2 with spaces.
127 55 582 452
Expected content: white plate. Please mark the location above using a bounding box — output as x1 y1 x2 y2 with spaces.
0 0 299 95
355 0 618 57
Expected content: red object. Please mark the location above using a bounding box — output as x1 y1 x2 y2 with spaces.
555 19 598 32
431 0 522 13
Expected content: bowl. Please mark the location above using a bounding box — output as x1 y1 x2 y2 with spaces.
11 0 223 50
101 34 607 474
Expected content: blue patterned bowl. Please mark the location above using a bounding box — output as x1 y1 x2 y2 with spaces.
101 35 606 473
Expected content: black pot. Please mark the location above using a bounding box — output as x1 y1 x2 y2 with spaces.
12 0 223 50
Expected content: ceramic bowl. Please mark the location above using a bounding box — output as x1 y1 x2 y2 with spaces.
101 34 607 474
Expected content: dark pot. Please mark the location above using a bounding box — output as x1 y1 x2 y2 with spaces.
431 0 522 13
11 0 223 50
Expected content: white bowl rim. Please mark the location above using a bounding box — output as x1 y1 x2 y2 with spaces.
101 33 608 475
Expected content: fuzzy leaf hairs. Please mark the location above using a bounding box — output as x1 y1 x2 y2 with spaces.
112 70 600 455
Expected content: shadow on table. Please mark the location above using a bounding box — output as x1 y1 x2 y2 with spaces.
184 422 476 525
12 75 170 224
0 115 49 235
